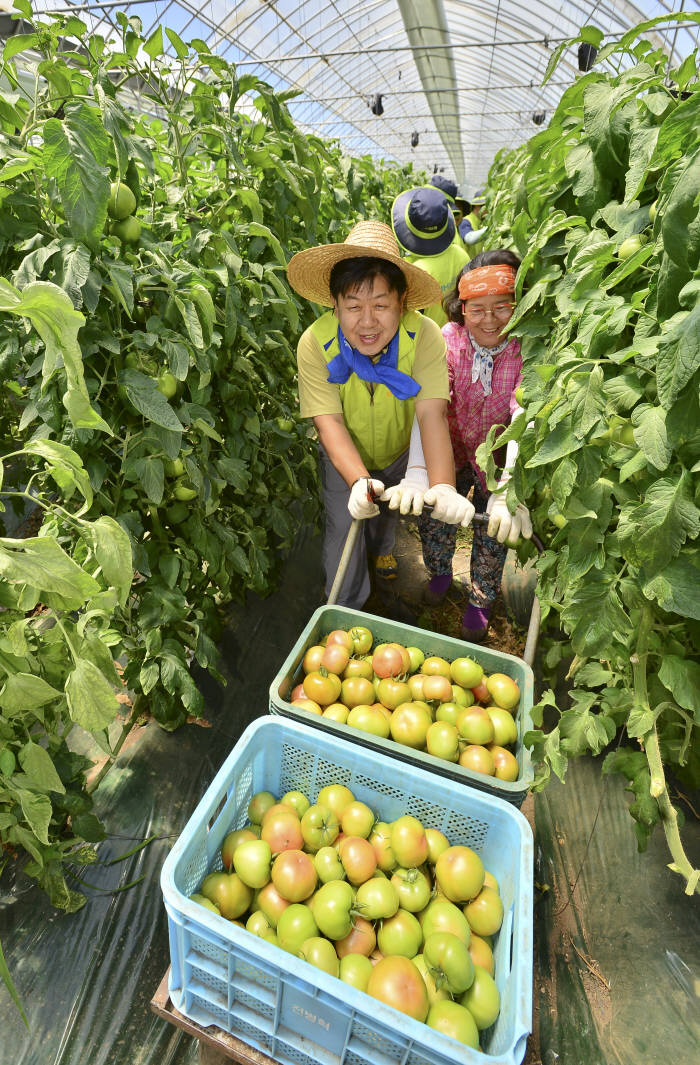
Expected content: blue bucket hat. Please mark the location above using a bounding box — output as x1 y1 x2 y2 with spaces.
391 186 456 257
428 174 458 202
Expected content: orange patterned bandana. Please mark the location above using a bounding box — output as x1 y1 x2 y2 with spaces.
458 265 517 299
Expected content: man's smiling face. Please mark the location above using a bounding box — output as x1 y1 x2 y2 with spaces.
333 276 405 356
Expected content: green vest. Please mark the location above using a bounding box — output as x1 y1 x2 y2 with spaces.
310 310 421 470
407 244 470 326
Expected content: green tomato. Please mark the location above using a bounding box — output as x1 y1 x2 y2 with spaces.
275 417 295 432
111 216 141 244
164 457 185 478
156 371 178 398
513 385 525 405
617 235 646 259
173 478 197 502
107 180 137 219
648 200 658 223
166 502 189 524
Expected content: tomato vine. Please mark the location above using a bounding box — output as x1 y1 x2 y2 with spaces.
481 15 699 894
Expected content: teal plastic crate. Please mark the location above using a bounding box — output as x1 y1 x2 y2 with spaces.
161 716 533 1065
269 605 535 807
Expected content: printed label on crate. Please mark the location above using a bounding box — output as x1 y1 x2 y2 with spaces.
280 984 350 1056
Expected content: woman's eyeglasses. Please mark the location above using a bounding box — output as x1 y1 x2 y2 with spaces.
462 302 514 323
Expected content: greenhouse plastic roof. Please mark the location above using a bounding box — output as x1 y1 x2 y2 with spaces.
10 1 700 190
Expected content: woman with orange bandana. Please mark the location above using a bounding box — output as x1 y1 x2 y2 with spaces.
382 250 533 642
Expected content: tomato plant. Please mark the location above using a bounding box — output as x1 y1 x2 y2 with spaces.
482 16 699 893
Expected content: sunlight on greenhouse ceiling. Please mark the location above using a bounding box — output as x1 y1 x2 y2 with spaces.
13 0 700 191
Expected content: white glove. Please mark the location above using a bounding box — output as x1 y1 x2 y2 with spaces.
486 493 533 544
425 484 476 527
463 226 487 245
348 477 384 520
381 477 427 516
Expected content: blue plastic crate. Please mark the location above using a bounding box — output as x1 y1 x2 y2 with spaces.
269 605 535 807
161 717 533 1065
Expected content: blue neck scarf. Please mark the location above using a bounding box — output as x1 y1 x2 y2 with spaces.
326 325 420 400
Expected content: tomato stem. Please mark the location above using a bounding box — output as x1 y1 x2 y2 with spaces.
634 604 699 895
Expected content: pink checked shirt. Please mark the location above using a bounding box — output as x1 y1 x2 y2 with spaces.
442 321 522 491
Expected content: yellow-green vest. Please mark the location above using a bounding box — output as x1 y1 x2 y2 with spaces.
464 210 485 260
310 310 421 470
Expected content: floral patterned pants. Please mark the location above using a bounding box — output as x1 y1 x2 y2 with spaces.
417 464 508 607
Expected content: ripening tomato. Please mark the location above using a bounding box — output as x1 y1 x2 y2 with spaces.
377 677 412 710
468 933 495 977
256 880 290 928
406 645 425 672
341 800 375 838
369 821 398 872
464 885 504 936
485 672 520 710
311 879 355 939
313 845 346 883
486 705 518 746
341 675 376 708
347 704 391 737
335 915 376 958
459 745 496 777
450 657 484 688
303 670 342 706
407 673 427 700
367 956 429 1021
451 684 474 708
300 936 340 977
488 744 519 781
247 791 276 825
321 642 351 675
260 809 303 853
343 657 374 680
271 849 317 902
422 674 454 704
456 705 495 745
276 903 319 954
459 965 501 1029
376 908 423 958
372 643 407 678
422 656 452 678
233 839 272 888
290 682 306 701
355 875 400 920
246 909 276 940
339 835 377 884
426 1000 479 1047
325 628 354 652
339 953 373 991
420 898 471 944
435 701 461 726
412 953 450 1005
426 720 460 762
280 790 310 818
316 784 355 819
200 871 253 920
221 827 258 870
390 702 432 749
300 803 340 851
349 625 373 654
302 645 325 673
390 866 432 912
423 931 475 994
291 698 322 715
323 702 349 723
425 827 450 865
470 679 490 704
435 846 485 903
391 815 429 867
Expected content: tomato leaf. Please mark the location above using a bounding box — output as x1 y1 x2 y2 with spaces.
19 741 66 794
42 104 110 247
0 673 61 713
658 656 700 717
642 554 700 619
0 537 100 610
617 472 700 576
86 515 133 607
66 657 120 732
630 404 671 470
118 369 183 432
655 303 700 409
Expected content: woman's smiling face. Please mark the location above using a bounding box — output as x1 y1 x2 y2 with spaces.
462 292 514 348
333 276 404 356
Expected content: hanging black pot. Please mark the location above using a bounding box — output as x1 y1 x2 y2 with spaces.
578 42 598 72
370 93 384 116
532 110 546 126
411 131 419 148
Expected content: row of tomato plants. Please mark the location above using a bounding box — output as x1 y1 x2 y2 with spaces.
0 0 421 948
481 15 699 894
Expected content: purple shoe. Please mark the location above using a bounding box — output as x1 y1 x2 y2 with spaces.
461 602 491 643
423 572 453 605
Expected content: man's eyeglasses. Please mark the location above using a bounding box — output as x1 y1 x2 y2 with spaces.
462 302 514 323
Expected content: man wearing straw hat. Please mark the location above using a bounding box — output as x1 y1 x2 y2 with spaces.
287 221 474 610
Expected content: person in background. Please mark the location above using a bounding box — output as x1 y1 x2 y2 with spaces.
456 187 488 260
382 249 533 643
428 174 468 251
286 221 474 612
391 185 469 327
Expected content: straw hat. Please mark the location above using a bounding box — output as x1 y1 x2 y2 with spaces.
286 220 441 311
